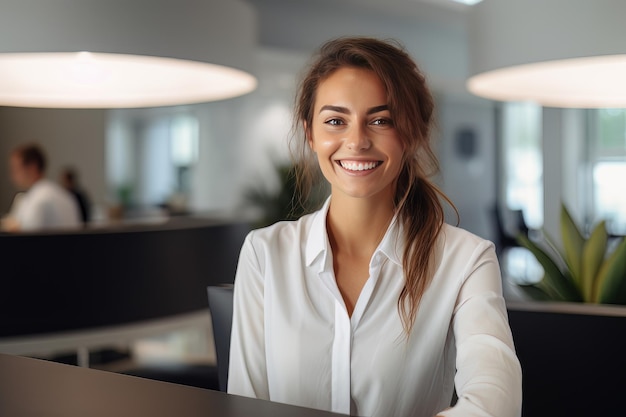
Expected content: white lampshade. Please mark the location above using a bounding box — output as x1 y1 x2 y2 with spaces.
466 0 626 108
0 0 258 109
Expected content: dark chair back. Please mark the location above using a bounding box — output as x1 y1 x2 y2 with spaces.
206 285 234 392
489 204 528 257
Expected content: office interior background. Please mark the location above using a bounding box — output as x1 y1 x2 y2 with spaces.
2 0 624 244
1 0 625 412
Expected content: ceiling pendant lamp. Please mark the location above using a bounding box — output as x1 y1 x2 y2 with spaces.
466 0 626 108
0 0 258 109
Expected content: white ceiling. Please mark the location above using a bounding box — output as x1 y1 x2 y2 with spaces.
247 0 470 28
335 0 472 20
247 0 475 97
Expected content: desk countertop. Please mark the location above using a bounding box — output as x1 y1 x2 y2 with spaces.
0 353 345 417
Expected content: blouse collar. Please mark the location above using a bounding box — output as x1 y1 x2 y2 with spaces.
305 196 403 268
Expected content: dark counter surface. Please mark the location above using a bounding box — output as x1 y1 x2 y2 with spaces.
0 353 345 417
0 217 251 337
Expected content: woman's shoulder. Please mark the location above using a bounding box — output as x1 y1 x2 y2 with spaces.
245 211 319 248
440 223 495 253
433 224 499 283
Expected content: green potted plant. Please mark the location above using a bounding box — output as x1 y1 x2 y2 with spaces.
516 203 626 304
244 160 329 228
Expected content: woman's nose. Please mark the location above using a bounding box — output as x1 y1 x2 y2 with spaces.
345 125 371 151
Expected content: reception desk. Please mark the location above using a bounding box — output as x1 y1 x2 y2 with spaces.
0 217 250 360
0 353 345 417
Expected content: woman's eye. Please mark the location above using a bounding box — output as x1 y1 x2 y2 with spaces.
325 118 344 126
371 118 392 126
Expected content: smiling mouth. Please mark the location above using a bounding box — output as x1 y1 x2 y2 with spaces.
338 160 382 172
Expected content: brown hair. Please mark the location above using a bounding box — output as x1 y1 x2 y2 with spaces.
12 143 47 173
292 36 455 333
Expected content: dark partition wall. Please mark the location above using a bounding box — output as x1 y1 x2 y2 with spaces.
0 219 251 337
508 306 626 416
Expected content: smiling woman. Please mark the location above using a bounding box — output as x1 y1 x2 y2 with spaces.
309 67 404 205
227 36 522 417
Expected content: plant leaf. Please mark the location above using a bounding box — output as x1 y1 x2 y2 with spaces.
581 220 608 302
540 230 569 271
517 284 552 301
560 203 585 290
516 233 583 302
595 238 626 304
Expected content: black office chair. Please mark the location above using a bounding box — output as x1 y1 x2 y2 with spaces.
489 204 529 258
206 285 234 392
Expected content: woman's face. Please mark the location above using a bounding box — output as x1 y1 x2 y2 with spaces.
308 66 404 203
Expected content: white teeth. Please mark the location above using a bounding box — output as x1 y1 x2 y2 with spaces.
340 161 379 171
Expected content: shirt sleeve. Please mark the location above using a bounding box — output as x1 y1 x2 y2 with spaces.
438 242 523 417
227 231 270 399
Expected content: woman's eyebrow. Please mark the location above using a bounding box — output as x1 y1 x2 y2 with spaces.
367 104 389 115
318 104 389 114
319 105 349 114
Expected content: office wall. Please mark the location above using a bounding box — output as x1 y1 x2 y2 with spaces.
189 48 301 214
250 0 469 95
190 96 292 214
437 95 497 241
0 107 107 216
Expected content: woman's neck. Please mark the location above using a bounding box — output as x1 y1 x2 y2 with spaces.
326 195 395 258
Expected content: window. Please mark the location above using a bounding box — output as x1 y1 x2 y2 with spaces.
106 111 199 210
170 115 199 168
591 108 626 235
502 102 543 229
499 102 544 287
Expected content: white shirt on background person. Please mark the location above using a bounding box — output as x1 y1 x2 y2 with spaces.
10 178 81 231
228 197 522 417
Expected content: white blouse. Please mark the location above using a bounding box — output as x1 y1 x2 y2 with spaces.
228 199 522 417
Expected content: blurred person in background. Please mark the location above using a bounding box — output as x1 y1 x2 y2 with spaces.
60 166 91 225
1 143 80 232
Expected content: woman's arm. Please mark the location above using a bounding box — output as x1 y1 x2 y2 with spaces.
227 232 270 399
438 242 522 417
